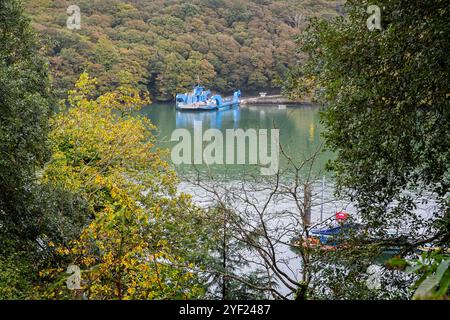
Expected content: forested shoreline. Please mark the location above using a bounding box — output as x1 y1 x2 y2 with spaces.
23 0 341 101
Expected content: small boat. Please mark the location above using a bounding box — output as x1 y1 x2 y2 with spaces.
176 85 241 111
298 212 358 250
305 212 442 255
309 221 362 248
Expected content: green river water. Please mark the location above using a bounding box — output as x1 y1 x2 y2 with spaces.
140 103 335 178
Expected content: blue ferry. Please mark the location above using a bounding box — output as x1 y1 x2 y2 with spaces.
176 85 241 111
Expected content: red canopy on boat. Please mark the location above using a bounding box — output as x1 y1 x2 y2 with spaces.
336 211 350 222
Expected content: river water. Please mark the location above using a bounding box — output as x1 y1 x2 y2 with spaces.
139 103 433 298
140 102 352 224
140 103 353 297
140 103 334 176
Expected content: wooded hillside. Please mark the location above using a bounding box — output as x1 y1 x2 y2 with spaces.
24 0 341 101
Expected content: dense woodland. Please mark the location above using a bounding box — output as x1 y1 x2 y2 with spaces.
24 0 341 101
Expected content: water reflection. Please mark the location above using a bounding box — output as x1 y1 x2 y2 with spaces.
175 106 240 129
140 103 334 175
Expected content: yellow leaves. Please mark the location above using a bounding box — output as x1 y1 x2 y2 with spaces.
39 268 63 278
110 185 121 199
76 72 98 92
94 174 103 185
67 72 99 108
81 257 96 267
97 85 151 114
45 74 172 203
40 73 205 300
55 247 70 256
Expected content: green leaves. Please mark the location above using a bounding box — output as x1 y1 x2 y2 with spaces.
285 0 450 298
289 0 449 246
0 0 51 251
23 0 342 101
386 252 450 299
39 74 209 300
386 257 409 271
409 254 450 300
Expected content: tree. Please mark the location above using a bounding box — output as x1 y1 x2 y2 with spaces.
183 145 332 300
23 0 340 101
0 0 51 255
93 36 119 71
388 252 450 300
40 73 210 299
284 0 449 297
202 205 275 300
0 0 86 300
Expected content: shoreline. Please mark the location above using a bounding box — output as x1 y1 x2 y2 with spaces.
240 94 310 105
